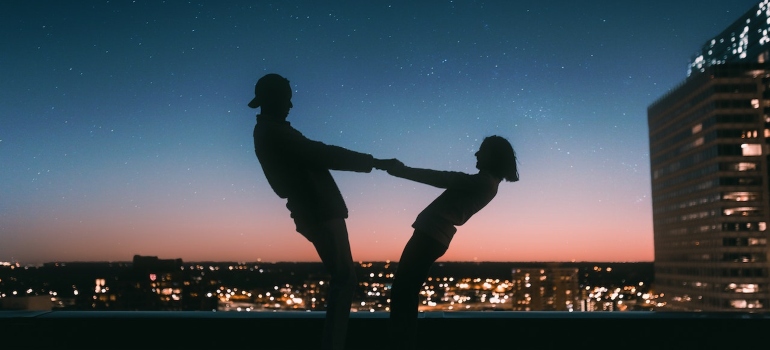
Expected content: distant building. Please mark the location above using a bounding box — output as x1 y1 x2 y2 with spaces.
0 295 52 311
510 267 579 311
648 1 770 312
119 255 185 310
689 1 770 76
119 255 215 311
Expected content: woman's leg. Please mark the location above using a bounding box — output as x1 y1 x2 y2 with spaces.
389 232 447 349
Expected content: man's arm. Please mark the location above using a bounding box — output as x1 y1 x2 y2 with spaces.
278 131 379 172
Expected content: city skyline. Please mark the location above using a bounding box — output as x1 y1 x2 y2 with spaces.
1 1 761 264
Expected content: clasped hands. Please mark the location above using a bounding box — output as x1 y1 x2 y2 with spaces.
374 158 404 172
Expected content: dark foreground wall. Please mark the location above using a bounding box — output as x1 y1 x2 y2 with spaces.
1 311 768 349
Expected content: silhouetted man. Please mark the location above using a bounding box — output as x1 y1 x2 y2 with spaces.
248 73 395 350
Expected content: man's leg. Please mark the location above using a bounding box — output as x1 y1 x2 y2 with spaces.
308 219 357 350
389 232 447 349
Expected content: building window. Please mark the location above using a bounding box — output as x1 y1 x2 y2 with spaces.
730 299 763 309
722 191 760 201
726 283 759 293
722 222 766 232
719 177 762 186
724 236 769 246
692 123 702 134
722 253 763 263
741 130 759 138
722 207 761 216
741 143 762 156
723 162 758 171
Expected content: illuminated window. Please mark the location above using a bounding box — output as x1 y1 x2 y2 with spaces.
727 283 759 293
720 162 758 172
722 207 761 216
736 162 757 171
94 279 106 294
722 192 759 201
741 130 758 138
722 222 767 232
692 123 702 134
741 143 762 156
692 137 704 147
723 253 758 262
730 299 763 309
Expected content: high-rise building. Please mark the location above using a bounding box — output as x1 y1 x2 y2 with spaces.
689 1 770 76
648 1 770 312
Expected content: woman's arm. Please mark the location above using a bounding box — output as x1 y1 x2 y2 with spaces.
387 165 474 189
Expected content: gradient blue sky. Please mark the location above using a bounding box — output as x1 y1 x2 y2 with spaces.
1 1 761 263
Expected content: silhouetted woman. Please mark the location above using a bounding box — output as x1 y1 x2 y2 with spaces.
385 135 519 349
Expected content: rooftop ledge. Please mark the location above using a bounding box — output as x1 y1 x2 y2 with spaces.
3 310 769 349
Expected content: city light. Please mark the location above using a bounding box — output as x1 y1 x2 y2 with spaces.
0 260 659 313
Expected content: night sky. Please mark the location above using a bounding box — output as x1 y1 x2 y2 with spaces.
1 1 761 263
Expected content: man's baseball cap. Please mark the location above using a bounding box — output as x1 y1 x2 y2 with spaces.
248 73 291 108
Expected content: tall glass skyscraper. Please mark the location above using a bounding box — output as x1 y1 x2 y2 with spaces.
648 1 770 311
